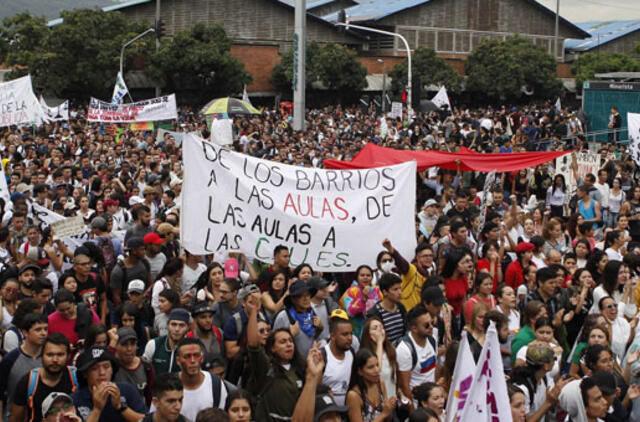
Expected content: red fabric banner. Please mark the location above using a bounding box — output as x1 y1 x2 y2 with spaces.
323 143 570 173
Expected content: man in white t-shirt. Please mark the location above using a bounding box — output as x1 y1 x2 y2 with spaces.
321 310 354 406
150 338 229 421
396 304 436 404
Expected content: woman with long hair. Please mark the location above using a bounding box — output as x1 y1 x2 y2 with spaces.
513 169 530 206
604 230 626 262
412 382 446 421
546 174 567 218
592 261 632 313
531 207 545 237
345 348 397 422
463 272 496 324
563 268 594 346
442 247 474 337
464 301 489 361
361 317 398 398
573 238 591 269
261 269 289 319
511 300 547 361
292 263 314 282
151 258 185 314
192 262 224 303
475 241 503 292
340 265 382 337
608 177 626 228
542 218 568 255
224 389 252 422
373 250 397 285
508 384 527 422
585 249 608 285
569 323 611 378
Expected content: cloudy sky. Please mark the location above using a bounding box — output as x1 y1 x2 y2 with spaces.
537 0 640 23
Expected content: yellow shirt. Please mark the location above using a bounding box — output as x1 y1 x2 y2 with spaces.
400 263 427 311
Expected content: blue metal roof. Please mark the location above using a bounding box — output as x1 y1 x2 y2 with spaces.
565 20 640 51
48 0 152 26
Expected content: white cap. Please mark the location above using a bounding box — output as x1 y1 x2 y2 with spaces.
127 279 146 293
129 196 143 206
517 284 528 297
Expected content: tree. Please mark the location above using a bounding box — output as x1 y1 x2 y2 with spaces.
270 42 366 100
3 10 154 101
465 36 562 102
388 47 462 95
571 52 640 92
147 23 251 104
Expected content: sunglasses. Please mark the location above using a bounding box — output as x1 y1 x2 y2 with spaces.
604 304 617 310
47 403 73 416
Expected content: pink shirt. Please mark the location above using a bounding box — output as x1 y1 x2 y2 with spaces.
48 309 100 345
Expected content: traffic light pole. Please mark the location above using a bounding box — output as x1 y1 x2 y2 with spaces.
335 22 412 119
155 0 161 97
293 0 306 131
119 28 156 99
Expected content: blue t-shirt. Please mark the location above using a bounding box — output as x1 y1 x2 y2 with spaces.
73 381 146 422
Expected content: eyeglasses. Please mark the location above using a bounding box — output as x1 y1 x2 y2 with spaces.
47 403 73 416
604 304 617 310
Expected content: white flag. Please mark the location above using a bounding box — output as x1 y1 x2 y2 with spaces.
210 118 233 146
445 332 477 422
431 86 451 109
555 97 562 112
111 72 129 104
628 112 640 166
0 158 9 204
242 84 252 106
458 321 513 421
39 96 69 122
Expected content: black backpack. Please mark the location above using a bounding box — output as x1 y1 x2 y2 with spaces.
394 333 436 369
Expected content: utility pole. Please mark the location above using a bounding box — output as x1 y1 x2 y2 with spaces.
378 58 386 114
155 0 161 97
293 0 306 131
554 0 559 61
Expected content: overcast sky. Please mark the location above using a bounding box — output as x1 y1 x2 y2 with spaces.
538 0 640 23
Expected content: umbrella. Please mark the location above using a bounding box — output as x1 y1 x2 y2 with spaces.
201 97 261 116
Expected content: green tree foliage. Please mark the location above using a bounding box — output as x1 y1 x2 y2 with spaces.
465 36 561 102
571 52 640 92
270 41 366 99
3 10 154 100
147 23 252 104
388 47 462 95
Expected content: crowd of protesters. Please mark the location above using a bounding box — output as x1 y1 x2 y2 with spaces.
0 101 634 422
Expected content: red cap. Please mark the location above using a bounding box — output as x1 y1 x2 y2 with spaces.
143 232 164 245
516 242 535 253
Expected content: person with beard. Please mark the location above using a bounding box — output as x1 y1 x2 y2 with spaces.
72 346 146 422
320 311 354 406
10 334 78 422
0 313 48 419
140 374 187 422
124 206 151 243
186 302 225 377
110 237 151 307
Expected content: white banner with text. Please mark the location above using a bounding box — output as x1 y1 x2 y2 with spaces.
87 94 177 122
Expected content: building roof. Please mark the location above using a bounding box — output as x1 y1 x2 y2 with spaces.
565 20 640 52
323 0 589 38
279 0 341 9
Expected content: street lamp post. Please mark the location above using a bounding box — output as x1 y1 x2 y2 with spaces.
119 28 156 101
377 58 387 114
336 22 412 119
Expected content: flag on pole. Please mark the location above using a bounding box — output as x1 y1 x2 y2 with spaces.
555 97 562 112
431 86 451 109
242 84 252 106
445 332 477 422
111 72 129 104
458 321 513 421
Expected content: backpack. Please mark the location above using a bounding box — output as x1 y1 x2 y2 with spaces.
394 333 437 369
117 259 151 301
97 236 117 276
210 373 237 408
27 367 78 418
320 345 355 371
144 277 170 302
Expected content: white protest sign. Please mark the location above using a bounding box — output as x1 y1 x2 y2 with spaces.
431 86 451 109
157 128 185 147
180 134 417 272
32 203 88 249
0 75 46 127
389 102 403 119
458 322 512 421
629 112 640 166
87 94 177 122
555 151 599 196
40 96 69 122
51 216 86 240
211 118 233 146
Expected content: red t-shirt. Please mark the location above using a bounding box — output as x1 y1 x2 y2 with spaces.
464 294 497 324
505 260 525 289
445 275 468 316
48 310 100 345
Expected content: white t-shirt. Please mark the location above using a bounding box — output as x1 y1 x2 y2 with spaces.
605 248 623 262
321 344 354 406
396 332 436 387
181 263 207 293
515 379 548 415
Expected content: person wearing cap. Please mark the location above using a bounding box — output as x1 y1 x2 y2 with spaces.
90 216 123 273
143 233 167 281
72 346 146 422
112 327 154 407
291 346 349 422
124 206 152 244
124 279 154 328
11 334 77 422
421 283 449 354
505 242 536 290
272 280 322 358
367 273 408 344
511 343 569 421
308 276 340 343
41 392 81 422
140 374 187 422
417 199 440 239
143 308 191 375
0 313 47 419
17 264 40 300
186 302 225 377
110 237 151 307
245 291 304 422
157 223 180 261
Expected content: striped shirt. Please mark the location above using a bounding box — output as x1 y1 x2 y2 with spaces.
377 305 406 344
